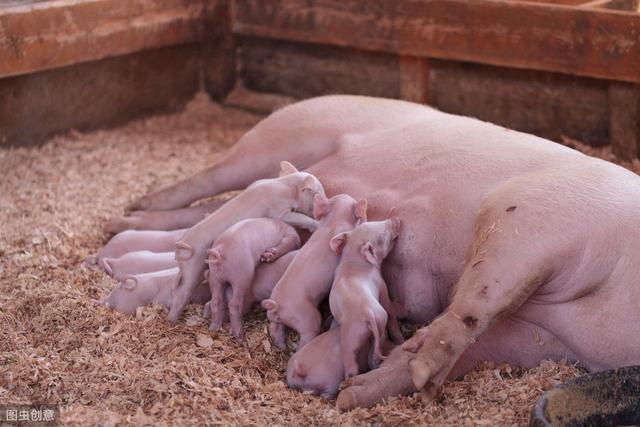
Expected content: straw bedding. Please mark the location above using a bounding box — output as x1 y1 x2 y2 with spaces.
3 93 633 426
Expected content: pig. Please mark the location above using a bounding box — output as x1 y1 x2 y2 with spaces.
167 161 325 323
86 229 186 272
328 218 404 378
206 218 301 340
203 250 298 321
287 325 370 399
261 193 367 350
97 267 210 315
107 95 640 410
102 250 178 280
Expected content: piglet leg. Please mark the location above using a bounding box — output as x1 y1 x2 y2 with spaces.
260 233 300 263
280 211 319 232
379 283 404 344
227 273 255 342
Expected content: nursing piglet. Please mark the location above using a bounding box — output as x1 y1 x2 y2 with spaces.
262 193 367 350
207 218 301 341
86 229 186 271
102 250 178 280
287 325 370 399
97 267 210 315
329 218 403 378
203 250 297 321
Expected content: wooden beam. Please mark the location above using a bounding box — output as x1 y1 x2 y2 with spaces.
609 82 640 160
399 56 430 104
234 0 640 83
0 0 215 78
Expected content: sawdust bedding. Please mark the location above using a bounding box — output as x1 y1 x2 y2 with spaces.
3 93 634 426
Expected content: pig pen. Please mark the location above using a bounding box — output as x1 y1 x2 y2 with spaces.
3 0 640 424
9 91 640 426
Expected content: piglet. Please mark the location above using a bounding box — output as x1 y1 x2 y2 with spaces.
97 267 210 315
207 218 301 341
262 193 367 350
328 218 404 378
203 250 297 321
287 325 371 399
102 250 178 280
86 228 186 272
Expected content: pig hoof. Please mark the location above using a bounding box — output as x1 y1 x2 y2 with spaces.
175 242 194 261
260 248 278 263
126 195 152 212
336 388 359 411
408 357 432 390
84 255 98 267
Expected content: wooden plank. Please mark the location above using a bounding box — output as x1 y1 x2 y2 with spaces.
203 0 235 100
234 0 640 83
0 44 200 146
399 56 430 104
0 0 215 78
429 60 610 145
239 37 400 99
609 82 640 160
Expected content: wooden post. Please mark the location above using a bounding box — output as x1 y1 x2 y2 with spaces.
399 56 430 104
609 82 640 160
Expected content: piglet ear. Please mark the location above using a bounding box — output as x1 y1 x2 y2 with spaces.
122 276 138 290
361 242 378 265
354 199 368 225
313 193 331 220
293 359 307 378
329 232 348 255
301 175 318 194
279 161 299 177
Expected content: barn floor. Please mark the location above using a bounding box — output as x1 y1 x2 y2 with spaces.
5 92 635 426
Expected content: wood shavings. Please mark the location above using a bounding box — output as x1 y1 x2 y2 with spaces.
3 92 617 426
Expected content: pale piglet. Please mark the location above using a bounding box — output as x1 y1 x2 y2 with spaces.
98 267 210 315
102 250 178 280
168 161 324 323
262 193 367 350
86 229 186 272
287 325 370 399
203 250 297 322
329 218 404 378
207 218 301 341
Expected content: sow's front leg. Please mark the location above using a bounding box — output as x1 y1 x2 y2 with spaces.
336 202 566 410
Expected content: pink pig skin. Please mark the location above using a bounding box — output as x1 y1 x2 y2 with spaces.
168 161 324 323
203 250 297 321
207 218 300 341
287 326 368 399
102 251 178 280
262 193 367 351
329 218 404 378
86 229 186 272
98 267 210 315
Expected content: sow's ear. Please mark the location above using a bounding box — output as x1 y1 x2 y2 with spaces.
329 232 348 255
279 161 299 177
354 199 368 225
313 193 331 220
361 241 378 265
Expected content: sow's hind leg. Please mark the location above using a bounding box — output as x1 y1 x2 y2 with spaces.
125 101 348 213
336 195 575 410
